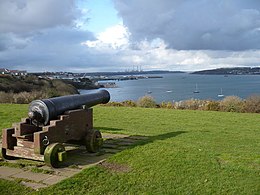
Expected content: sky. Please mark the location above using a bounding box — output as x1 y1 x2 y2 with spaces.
0 0 260 72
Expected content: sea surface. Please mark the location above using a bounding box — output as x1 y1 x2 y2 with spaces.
80 73 260 103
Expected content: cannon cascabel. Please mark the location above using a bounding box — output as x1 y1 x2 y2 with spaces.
28 89 110 126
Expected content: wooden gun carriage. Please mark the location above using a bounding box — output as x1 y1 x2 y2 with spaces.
1 90 110 167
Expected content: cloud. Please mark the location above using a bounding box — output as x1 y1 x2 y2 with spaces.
82 28 260 71
0 0 84 54
0 27 96 71
0 0 98 72
0 0 80 34
113 0 260 50
0 0 131 72
0 33 31 52
82 24 130 50
2 21 258 72
1 0 260 72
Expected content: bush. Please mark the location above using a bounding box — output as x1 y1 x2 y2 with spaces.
0 92 14 103
219 96 244 112
0 91 51 104
137 96 157 108
160 101 174 109
13 92 31 104
0 75 78 98
104 102 123 107
51 80 78 96
99 96 260 114
174 99 207 110
243 95 260 113
206 101 220 111
121 100 137 107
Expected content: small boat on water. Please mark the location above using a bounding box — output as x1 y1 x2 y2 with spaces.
166 90 172 93
147 91 152 94
218 88 224 97
193 84 200 93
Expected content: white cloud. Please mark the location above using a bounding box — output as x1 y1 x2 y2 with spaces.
79 22 260 71
1 0 260 72
114 0 260 51
82 24 130 50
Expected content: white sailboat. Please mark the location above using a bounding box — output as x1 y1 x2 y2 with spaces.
193 83 200 93
147 88 152 94
218 88 224 97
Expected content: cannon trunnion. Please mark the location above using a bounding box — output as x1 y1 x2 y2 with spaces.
1 90 110 167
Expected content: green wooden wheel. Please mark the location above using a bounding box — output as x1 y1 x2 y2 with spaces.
85 129 103 153
44 143 67 168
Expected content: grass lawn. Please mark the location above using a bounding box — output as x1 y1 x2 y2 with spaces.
0 104 259 194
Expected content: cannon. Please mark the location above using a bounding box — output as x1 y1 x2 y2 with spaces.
1 90 110 167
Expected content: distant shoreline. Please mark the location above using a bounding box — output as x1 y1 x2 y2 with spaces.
192 67 260 75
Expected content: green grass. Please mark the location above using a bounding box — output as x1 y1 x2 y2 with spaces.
0 104 27 134
0 104 260 194
0 179 33 195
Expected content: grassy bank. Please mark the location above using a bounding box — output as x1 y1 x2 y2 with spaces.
0 75 78 103
0 104 259 194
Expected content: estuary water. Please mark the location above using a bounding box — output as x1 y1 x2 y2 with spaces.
80 73 260 103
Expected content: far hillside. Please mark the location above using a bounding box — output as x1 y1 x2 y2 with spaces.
0 75 78 103
192 67 260 75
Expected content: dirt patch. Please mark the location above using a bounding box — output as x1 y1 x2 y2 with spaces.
99 161 132 173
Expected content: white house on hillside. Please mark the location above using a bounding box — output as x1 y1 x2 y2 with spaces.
0 68 10 74
0 68 27 76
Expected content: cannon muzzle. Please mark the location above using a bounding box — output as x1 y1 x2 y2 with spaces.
28 89 110 126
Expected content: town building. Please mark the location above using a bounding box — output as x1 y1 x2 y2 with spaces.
0 68 27 76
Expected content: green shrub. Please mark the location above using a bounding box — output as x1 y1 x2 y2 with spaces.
160 101 167 108
137 95 157 108
121 100 137 107
104 101 124 107
206 101 220 111
219 96 244 112
243 95 260 113
160 101 174 109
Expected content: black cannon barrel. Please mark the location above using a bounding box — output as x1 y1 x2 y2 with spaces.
28 89 110 126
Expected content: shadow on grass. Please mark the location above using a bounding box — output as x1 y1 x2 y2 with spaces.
62 131 187 167
133 131 187 146
0 131 186 170
95 126 125 132
150 131 186 141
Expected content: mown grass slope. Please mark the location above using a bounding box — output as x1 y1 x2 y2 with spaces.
0 104 259 194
